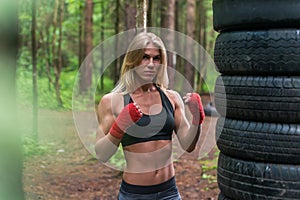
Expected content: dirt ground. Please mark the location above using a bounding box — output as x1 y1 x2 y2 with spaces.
22 96 220 200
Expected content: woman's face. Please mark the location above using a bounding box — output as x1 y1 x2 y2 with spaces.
134 43 161 84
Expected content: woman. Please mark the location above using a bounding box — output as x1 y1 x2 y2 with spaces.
95 32 205 200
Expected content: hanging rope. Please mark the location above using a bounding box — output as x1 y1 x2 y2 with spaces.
143 0 147 32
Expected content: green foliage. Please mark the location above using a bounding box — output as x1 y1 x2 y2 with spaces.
16 63 115 110
60 70 78 109
108 146 126 170
22 136 53 158
16 66 76 110
95 76 114 104
17 0 217 109
199 149 219 190
201 66 220 93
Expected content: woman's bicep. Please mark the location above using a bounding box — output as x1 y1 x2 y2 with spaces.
169 91 190 134
96 95 115 139
174 104 190 134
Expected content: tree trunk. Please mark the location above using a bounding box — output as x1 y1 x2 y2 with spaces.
147 0 152 27
174 0 185 74
31 0 38 138
196 0 207 92
161 0 176 88
78 1 84 68
51 0 63 106
54 0 64 107
80 0 93 92
39 16 53 91
100 1 105 90
195 0 203 91
52 0 58 66
175 0 180 31
161 0 175 30
42 27 54 90
0 0 24 198
113 0 121 85
136 0 145 32
185 0 196 90
200 8 207 92
124 0 136 30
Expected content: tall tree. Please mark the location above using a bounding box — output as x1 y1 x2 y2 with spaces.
51 0 63 106
174 0 186 75
113 0 120 85
161 0 175 30
80 0 93 92
196 0 207 92
0 0 24 198
161 0 176 87
136 0 146 31
78 1 84 68
40 11 54 89
147 0 152 27
99 1 105 90
185 0 196 89
124 0 136 30
54 0 64 107
31 0 38 138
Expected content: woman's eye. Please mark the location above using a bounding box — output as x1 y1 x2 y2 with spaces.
143 55 150 60
142 55 161 63
153 56 161 61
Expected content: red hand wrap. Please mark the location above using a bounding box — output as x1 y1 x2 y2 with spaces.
187 93 205 125
109 103 142 139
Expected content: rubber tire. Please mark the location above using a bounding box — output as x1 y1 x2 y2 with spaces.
218 192 232 200
216 117 300 164
213 0 300 32
218 153 300 200
214 29 300 76
214 75 300 123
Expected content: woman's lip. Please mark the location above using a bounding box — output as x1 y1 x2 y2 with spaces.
144 71 155 75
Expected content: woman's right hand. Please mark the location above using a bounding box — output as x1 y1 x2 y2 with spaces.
109 103 143 139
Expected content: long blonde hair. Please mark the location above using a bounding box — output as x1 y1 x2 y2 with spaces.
112 32 169 93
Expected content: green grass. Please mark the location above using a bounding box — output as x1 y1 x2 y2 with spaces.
16 68 114 110
199 149 219 190
22 136 54 158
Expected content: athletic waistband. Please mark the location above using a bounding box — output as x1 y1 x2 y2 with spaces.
121 177 176 194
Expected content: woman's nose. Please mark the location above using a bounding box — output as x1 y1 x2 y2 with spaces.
148 58 155 66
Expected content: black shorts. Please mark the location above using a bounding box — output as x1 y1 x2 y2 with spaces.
118 177 181 200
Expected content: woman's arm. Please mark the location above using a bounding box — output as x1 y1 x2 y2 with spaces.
95 93 142 162
169 91 204 152
95 93 121 163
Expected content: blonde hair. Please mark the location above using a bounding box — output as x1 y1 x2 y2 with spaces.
112 32 169 93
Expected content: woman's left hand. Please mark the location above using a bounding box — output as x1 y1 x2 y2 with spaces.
183 93 205 125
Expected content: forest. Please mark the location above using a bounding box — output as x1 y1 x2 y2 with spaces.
1 0 220 199
17 0 217 110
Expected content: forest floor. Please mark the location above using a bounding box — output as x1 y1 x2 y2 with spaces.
22 96 220 200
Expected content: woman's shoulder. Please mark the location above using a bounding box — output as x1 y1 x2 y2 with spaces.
164 89 183 105
98 92 124 110
101 92 123 101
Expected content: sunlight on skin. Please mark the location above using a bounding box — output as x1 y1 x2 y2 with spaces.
73 28 222 172
96 66 203 173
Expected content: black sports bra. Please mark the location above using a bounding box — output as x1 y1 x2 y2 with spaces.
121 85 175 147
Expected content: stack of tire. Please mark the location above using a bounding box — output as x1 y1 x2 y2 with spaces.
212 1 300 199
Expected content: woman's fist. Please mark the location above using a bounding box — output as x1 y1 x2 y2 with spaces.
109 103 143 139
184 93 205 125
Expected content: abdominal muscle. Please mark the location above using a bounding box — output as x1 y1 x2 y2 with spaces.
122 140 175 186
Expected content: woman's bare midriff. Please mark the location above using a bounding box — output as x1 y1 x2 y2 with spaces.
122 140 175 186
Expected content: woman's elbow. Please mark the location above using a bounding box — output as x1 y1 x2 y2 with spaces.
95 150 110 163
